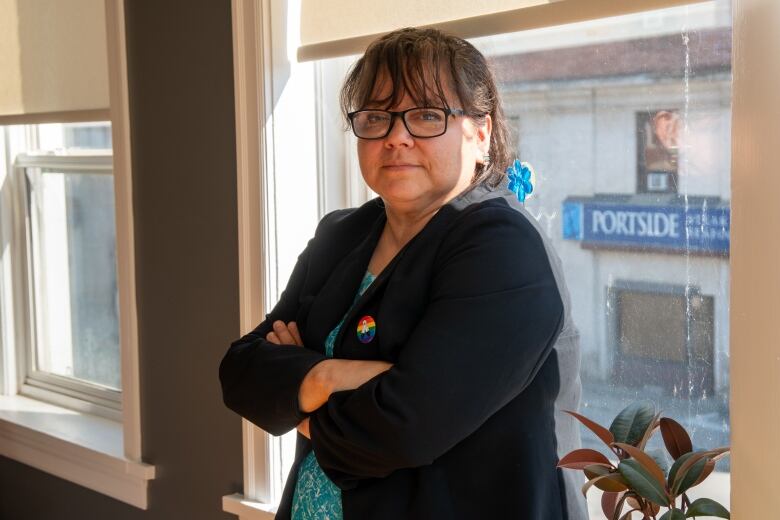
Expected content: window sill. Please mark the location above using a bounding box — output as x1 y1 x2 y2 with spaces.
222 494 277 520
0 394 155 509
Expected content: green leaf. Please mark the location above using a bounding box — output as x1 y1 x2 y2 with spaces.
637 412 661 451
618 459 670 507
668 452 696 487
675 457 708 494
692 460 716 487
647 448 671 478
659 508 686 520
610 402 657 446
685 498 730 518
613 442 666 487
669 451 716 495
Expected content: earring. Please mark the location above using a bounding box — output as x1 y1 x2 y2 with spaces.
482 153 490 165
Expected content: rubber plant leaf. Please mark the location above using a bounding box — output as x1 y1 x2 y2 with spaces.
618 459 670 507
558 448 614 470
659 508 686 520
692 459 715 486
564 410 615 448
673 457 709 496
670 450 722 495
660 418 693 460
583 464 630 494
601 490 624 520
611 492 635 520
610 402 657 446
613 442 666 488
646 447 671 479
685 498 730 518
637 412 661 451
668 452 697 486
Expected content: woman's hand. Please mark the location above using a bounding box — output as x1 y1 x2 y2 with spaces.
265 320 394 414
266 320 303 346
298 359 393 412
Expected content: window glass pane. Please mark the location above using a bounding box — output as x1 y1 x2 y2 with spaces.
283 0 732 509
272 53 362 496
472 0 731 513
38 122 112 150
26 167 120 390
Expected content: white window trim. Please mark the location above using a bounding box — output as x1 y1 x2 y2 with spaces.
228 0 778 518
0 0 154 509
222 494 276 520
14 152 123 422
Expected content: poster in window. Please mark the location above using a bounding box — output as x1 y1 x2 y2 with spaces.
637 110 680 194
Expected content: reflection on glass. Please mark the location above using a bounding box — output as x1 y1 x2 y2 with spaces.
472 0 732 513
27 169 121 390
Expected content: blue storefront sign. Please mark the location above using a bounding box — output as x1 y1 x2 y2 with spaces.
563 197 730 255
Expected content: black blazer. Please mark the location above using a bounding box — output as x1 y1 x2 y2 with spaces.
220 182 579 519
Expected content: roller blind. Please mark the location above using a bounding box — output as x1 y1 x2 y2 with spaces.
298 0 703 61
0 0 109 120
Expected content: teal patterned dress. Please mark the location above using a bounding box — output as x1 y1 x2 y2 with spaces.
291 270 376 520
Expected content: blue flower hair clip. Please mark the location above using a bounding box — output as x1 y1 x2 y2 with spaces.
506 159 534 203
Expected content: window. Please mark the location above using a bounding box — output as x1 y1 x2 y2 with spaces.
0 1 153 507
609 281 715 396
7 123 122 420
227 0 754 518
0 119 153 507
472 2 732 513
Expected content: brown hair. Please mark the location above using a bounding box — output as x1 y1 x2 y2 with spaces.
340 27 512 187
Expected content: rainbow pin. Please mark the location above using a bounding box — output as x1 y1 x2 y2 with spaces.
357 315 376 344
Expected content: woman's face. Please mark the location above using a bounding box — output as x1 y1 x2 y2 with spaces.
357 77 492 216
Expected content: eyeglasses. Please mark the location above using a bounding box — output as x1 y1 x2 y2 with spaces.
347 107 466 139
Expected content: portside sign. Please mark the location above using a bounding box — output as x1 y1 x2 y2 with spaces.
563 200 729 255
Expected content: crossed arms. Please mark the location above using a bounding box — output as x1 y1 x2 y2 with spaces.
264 319 392 438
219 206 564 489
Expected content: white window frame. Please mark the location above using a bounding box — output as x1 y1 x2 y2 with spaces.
0 0 154 509
13 152 122 421
226 0 779 518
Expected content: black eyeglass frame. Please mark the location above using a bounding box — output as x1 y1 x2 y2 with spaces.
347 107 467 139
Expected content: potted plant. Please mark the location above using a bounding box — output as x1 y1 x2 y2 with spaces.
558 402 730 519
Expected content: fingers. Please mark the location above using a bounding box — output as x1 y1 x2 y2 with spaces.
272 320 297 345
266 321 303 346
288 322 303 346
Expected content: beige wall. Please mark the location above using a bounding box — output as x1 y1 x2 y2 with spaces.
731 0 780 516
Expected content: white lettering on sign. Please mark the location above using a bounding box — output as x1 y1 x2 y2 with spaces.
591 210 680 238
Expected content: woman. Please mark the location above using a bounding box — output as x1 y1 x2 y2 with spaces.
220 27 585 520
